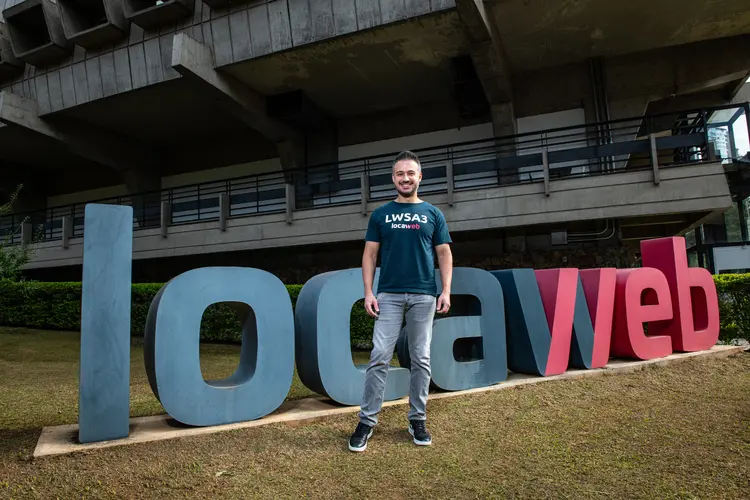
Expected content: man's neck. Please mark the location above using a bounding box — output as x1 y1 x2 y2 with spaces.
396 194 422 203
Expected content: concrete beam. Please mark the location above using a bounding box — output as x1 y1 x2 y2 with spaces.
170 32 300 145
606 35 750 103
0 91 156 176
456 0 513 105
726 70 750 101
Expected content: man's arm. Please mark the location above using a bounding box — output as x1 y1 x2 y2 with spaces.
436 243 452 314
362 241 380 318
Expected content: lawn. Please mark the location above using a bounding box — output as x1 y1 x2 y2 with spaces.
1 328 749 499
0 327 378 430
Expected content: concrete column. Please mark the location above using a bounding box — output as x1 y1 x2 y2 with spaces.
360 173 370 215
306 122 339 171
121 168 161 229
649 133 660 185
278 122 339 210
62 215 72 248
285 184 295 224
542 149 550 196
219 193 229 231
446 159 455 206
160 201 171 238
21 221 33 245
491 102 517 143
277 139 305 182
491 102 518 184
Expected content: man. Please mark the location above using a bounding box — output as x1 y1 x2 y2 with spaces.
348 150 453 452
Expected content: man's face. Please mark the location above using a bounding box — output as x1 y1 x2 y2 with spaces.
392 160 422 197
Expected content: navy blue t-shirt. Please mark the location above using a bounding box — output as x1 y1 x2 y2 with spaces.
365 200 452 296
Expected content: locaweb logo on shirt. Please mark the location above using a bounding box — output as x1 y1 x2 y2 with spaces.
385 213 427 230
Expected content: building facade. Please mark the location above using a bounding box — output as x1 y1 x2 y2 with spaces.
0 0 749 282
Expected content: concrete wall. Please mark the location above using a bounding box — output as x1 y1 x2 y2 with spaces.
24 161 732 269
47 184 130 207
512 62 595 120
161 158 282 188
339 122 492 160
45 157 284 207
0 0 455 114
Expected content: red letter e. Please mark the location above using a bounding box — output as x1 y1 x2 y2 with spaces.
612 268 674 360
641 237 720 351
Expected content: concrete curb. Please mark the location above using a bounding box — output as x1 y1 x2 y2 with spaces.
32 345 747 458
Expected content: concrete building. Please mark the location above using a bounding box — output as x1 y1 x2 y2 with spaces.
0 0 749 282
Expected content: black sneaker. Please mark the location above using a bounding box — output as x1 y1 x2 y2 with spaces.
348 422 373 452
408 419 432 446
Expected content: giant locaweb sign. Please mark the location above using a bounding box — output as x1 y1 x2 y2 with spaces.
76 205 720 443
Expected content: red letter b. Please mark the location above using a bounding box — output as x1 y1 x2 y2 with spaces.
641 237 720 351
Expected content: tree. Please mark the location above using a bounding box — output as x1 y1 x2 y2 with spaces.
0 184 41 281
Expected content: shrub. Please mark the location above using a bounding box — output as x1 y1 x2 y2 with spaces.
0 281 376 349
714 274 750 342
2 274 748 348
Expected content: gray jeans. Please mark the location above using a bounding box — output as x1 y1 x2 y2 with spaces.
358 292 436 426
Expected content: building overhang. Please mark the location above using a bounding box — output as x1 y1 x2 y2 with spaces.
22 161 732 270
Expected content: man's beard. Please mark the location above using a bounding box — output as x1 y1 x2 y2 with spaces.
398 183 416 196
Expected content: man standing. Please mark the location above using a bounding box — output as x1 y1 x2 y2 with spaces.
349 150 453 452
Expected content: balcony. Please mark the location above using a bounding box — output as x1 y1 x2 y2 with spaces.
1 104 743 267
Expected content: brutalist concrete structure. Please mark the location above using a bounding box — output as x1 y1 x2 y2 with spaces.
57 0 129 49
0 0 749 282
3 0 73 66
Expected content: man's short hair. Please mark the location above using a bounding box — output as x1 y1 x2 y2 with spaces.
393 150 421 170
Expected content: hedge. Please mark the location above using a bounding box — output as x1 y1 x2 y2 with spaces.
1 274 749 347
0 281 376 350
714 274 750 342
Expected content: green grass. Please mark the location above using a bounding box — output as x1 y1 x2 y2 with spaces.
0 327 379 430
1 328 749 499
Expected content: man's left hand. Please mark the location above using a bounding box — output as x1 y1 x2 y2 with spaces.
437 293 451 314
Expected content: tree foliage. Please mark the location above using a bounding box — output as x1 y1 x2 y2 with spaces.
0 184 41 281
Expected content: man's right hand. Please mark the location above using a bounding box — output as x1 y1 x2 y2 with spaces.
364 293 379 318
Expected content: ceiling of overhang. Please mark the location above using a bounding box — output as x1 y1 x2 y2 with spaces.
0 124 122 195
222 11 470 118
488 0 750 72
56 78 270 146
0 124 104 170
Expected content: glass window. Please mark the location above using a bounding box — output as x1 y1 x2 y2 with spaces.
732 113 749 158
688 250 699 268
685 229 696 248
724 201 742 242
743 197 750 241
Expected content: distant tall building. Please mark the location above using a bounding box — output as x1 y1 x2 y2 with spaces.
709 127 732 159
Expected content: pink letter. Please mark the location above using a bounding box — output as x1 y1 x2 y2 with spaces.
640 237 720 351
535 269 579 376
579 269 617 369
612 268 674 360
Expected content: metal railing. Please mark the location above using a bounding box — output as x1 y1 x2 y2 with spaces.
2 103 749 246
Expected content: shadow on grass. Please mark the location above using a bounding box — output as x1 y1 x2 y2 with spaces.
0 428 40 459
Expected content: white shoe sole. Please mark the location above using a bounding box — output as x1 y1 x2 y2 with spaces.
348 429 374 452
408 426 432 446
